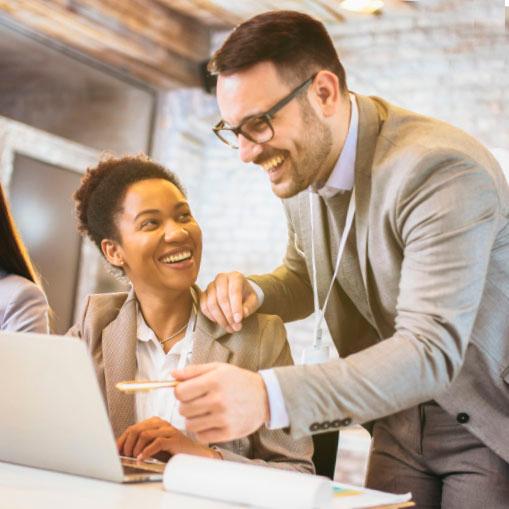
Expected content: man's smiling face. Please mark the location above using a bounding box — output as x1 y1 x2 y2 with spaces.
216 61 333 199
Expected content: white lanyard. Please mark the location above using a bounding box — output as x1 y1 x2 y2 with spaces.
302 188 356 364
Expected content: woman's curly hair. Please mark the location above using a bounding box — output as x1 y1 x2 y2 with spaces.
74 154 185 251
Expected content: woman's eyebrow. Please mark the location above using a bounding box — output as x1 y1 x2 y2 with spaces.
134 209 160 221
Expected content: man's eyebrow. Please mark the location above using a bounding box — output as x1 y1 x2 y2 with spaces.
223 110 264 129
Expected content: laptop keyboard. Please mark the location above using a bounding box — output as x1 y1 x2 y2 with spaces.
121 456 166 474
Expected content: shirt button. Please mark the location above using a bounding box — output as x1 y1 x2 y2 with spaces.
456 412 470 424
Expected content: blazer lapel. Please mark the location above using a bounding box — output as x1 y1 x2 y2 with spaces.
190 310 232 365
297 190 334 307
102 289 137 437
353 94 382 311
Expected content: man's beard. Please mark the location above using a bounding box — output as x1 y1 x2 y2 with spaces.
275 105 333 199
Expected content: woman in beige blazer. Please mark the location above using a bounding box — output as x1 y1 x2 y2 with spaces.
68 154 313 472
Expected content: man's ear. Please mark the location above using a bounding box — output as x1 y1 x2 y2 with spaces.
101 239 124 268
310 70 342 117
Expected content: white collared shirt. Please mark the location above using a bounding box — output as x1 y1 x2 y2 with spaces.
259 94 359 429
134 305 189 430
316 93 358 198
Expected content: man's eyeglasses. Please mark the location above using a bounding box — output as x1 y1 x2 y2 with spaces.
212 74 316 149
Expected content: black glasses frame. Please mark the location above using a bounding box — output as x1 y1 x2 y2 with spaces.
213 74 317 149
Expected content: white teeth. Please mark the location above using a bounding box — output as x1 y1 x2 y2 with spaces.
261 155 285 171
161 250 192 264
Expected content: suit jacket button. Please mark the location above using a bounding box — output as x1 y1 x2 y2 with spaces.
310 422 321 432
456 412 469 424
322 421 331 430
342 417 352 426
331 419 342 428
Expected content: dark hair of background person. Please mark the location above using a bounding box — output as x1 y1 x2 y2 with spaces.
0 183 40 285
74 154 186 256
208 10 348 93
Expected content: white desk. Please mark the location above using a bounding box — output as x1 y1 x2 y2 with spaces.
0 461 240 509
0 461 413 509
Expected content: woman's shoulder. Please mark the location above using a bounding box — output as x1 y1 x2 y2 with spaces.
70 291 132 337
225 313 291 370
78 291 131 320
0 273 47 305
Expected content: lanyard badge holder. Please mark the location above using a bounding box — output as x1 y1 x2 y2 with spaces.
301 189 356 365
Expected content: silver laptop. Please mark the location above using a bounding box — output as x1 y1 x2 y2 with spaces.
0 330 164 482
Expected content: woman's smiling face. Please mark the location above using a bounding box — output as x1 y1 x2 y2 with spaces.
103 178 202 294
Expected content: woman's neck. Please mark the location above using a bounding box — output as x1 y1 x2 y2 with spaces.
135 286 194 343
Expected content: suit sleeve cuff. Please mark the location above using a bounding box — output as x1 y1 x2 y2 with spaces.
259 369 290 429
247 280 264 309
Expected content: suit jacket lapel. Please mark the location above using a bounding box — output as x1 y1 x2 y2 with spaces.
297 191 334 307
190 310 232 365
102 289 137 437
353 94 382 310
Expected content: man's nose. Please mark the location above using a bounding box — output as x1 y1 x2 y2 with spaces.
238 134 263 164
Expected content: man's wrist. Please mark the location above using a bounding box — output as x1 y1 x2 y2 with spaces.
256 372 271 424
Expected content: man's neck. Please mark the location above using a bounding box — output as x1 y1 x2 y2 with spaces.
315 93 352 188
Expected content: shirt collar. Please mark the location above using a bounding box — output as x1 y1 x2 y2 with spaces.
317 93 358 199
136 303 156 343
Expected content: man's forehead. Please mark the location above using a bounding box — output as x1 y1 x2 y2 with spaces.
216 62 289 126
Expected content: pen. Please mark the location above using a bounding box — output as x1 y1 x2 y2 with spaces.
115 380 179 393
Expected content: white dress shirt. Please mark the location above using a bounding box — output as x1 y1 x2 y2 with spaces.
134 305 191 430
259 93 359 429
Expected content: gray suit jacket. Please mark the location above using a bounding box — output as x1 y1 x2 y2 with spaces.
67 289 314 473
0 270 49 333
251 94 509 462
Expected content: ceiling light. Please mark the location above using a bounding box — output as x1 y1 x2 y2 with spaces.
340 0 384 14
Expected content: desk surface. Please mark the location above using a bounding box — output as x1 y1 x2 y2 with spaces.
0 461 413 509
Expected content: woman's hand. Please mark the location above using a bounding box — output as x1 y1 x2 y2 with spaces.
116 416 222 461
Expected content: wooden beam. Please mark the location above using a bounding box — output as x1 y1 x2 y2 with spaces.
0 0 208 88
155 0 241 28
68 0 210 62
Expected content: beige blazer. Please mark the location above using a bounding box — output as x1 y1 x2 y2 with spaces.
67 289 314 473
251 93 509 463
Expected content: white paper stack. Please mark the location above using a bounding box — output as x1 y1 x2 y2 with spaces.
163 454 332 509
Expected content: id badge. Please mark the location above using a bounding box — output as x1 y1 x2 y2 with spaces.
301 344 330 365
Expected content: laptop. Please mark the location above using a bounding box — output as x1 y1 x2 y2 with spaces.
0 330 164 482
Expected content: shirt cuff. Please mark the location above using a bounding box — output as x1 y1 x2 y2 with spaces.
247 280 264 309
259 369 290 430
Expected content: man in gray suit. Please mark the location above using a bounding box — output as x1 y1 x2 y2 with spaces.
173 10 509 506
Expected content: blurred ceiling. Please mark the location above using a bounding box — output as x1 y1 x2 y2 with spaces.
0 0 419 88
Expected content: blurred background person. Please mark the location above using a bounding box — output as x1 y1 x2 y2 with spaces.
0 183 49 333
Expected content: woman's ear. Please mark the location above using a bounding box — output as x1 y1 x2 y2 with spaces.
101 239 124 267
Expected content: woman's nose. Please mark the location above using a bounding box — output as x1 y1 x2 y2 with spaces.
164 222 189 242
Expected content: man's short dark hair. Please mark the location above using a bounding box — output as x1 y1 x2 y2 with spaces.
208 10 347 93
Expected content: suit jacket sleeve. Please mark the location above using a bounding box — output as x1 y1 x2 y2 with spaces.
250 201 314 322
272 153 504 438
215 315 315 473
1 279 49 334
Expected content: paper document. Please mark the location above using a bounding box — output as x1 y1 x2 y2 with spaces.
164 454 331 509
332 482 411 508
